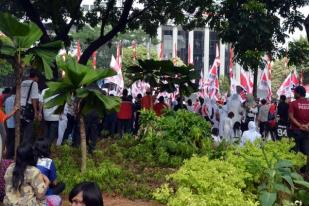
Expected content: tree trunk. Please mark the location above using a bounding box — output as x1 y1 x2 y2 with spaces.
79 116 87 172
14 58 22 157
305 14 309 42
253 68 258 98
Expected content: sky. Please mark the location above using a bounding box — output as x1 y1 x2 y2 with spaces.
81 0 308 44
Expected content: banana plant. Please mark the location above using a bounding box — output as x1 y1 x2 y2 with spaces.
0 12 63 155
45 57 120 172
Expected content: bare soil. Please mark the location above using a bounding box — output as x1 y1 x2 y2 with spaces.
62 194 163 206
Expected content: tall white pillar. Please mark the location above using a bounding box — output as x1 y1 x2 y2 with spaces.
188 31 194 64
220 42 225 76
204 27 210 78
157 26 162 58
172 27 178 58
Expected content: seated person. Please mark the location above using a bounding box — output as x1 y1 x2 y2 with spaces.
34 139 65 196
4 144 61 206
240 121 261 146
0 159 13 202
69 182 103 206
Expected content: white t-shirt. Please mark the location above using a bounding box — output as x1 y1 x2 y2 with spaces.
40 89 59 122
20 80 39 106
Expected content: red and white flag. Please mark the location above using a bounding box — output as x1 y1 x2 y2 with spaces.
92 51 97 69
132 40 137 62
277 70 299 98
159 42 163 60
229 47 233 79
277 73 292 97
258 65 272 101
173 43 177 64
105 42 124 89
291 69 299 87
240 68 251 93
206 44 220 99
77 40 81 61
188 43 192 64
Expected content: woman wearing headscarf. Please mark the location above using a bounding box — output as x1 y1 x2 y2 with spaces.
240 121 261 146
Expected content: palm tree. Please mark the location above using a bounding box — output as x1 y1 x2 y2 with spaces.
45 57 120 172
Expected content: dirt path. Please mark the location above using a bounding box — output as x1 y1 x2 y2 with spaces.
62 194 163 206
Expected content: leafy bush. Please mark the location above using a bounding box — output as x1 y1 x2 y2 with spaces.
153 156 258 206
225 139 306 186
53 145 125 194
52 143 172 199
154 139 307 206
112 109 212 167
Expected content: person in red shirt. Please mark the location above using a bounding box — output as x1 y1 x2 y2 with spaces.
141 89 154 110
153 96 168 116
288 86 309 169
117 89 133 137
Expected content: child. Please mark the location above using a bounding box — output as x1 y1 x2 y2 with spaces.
34 140 65 198
211 127 221 146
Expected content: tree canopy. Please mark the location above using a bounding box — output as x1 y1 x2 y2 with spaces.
1 0 308 82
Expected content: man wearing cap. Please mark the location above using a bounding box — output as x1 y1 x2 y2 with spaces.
289 86 309 169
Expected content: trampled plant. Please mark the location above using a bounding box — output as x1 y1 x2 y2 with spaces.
45 57 120 171
0 12 62 153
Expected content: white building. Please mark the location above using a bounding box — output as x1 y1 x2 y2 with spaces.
157 25 244 80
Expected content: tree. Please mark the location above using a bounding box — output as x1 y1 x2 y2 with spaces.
122 45 157 86
219 76 230 95
0 12 62 154
127 59 199 96
285 37 309 70
2 0 308 93
71 25 158 69
45 57 120 171
193 0 308 96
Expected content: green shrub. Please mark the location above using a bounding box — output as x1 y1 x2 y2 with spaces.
153 156 258 206
154 139 306 206
115 110 212 167
53 145 126 194
226 139 306 187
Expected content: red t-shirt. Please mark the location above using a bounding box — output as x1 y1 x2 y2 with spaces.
288 98 309 129
153 103 168 116
117 101 133 120
141 95 154 110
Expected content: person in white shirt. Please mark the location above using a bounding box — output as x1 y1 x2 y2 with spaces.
219 104 228 137
223 112 234 142
186 99 195 113
40 88 60 144
4 87 16 159
241 121 261 146
20 69 40 143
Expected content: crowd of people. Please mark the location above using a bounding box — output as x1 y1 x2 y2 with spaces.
0 68 308 205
